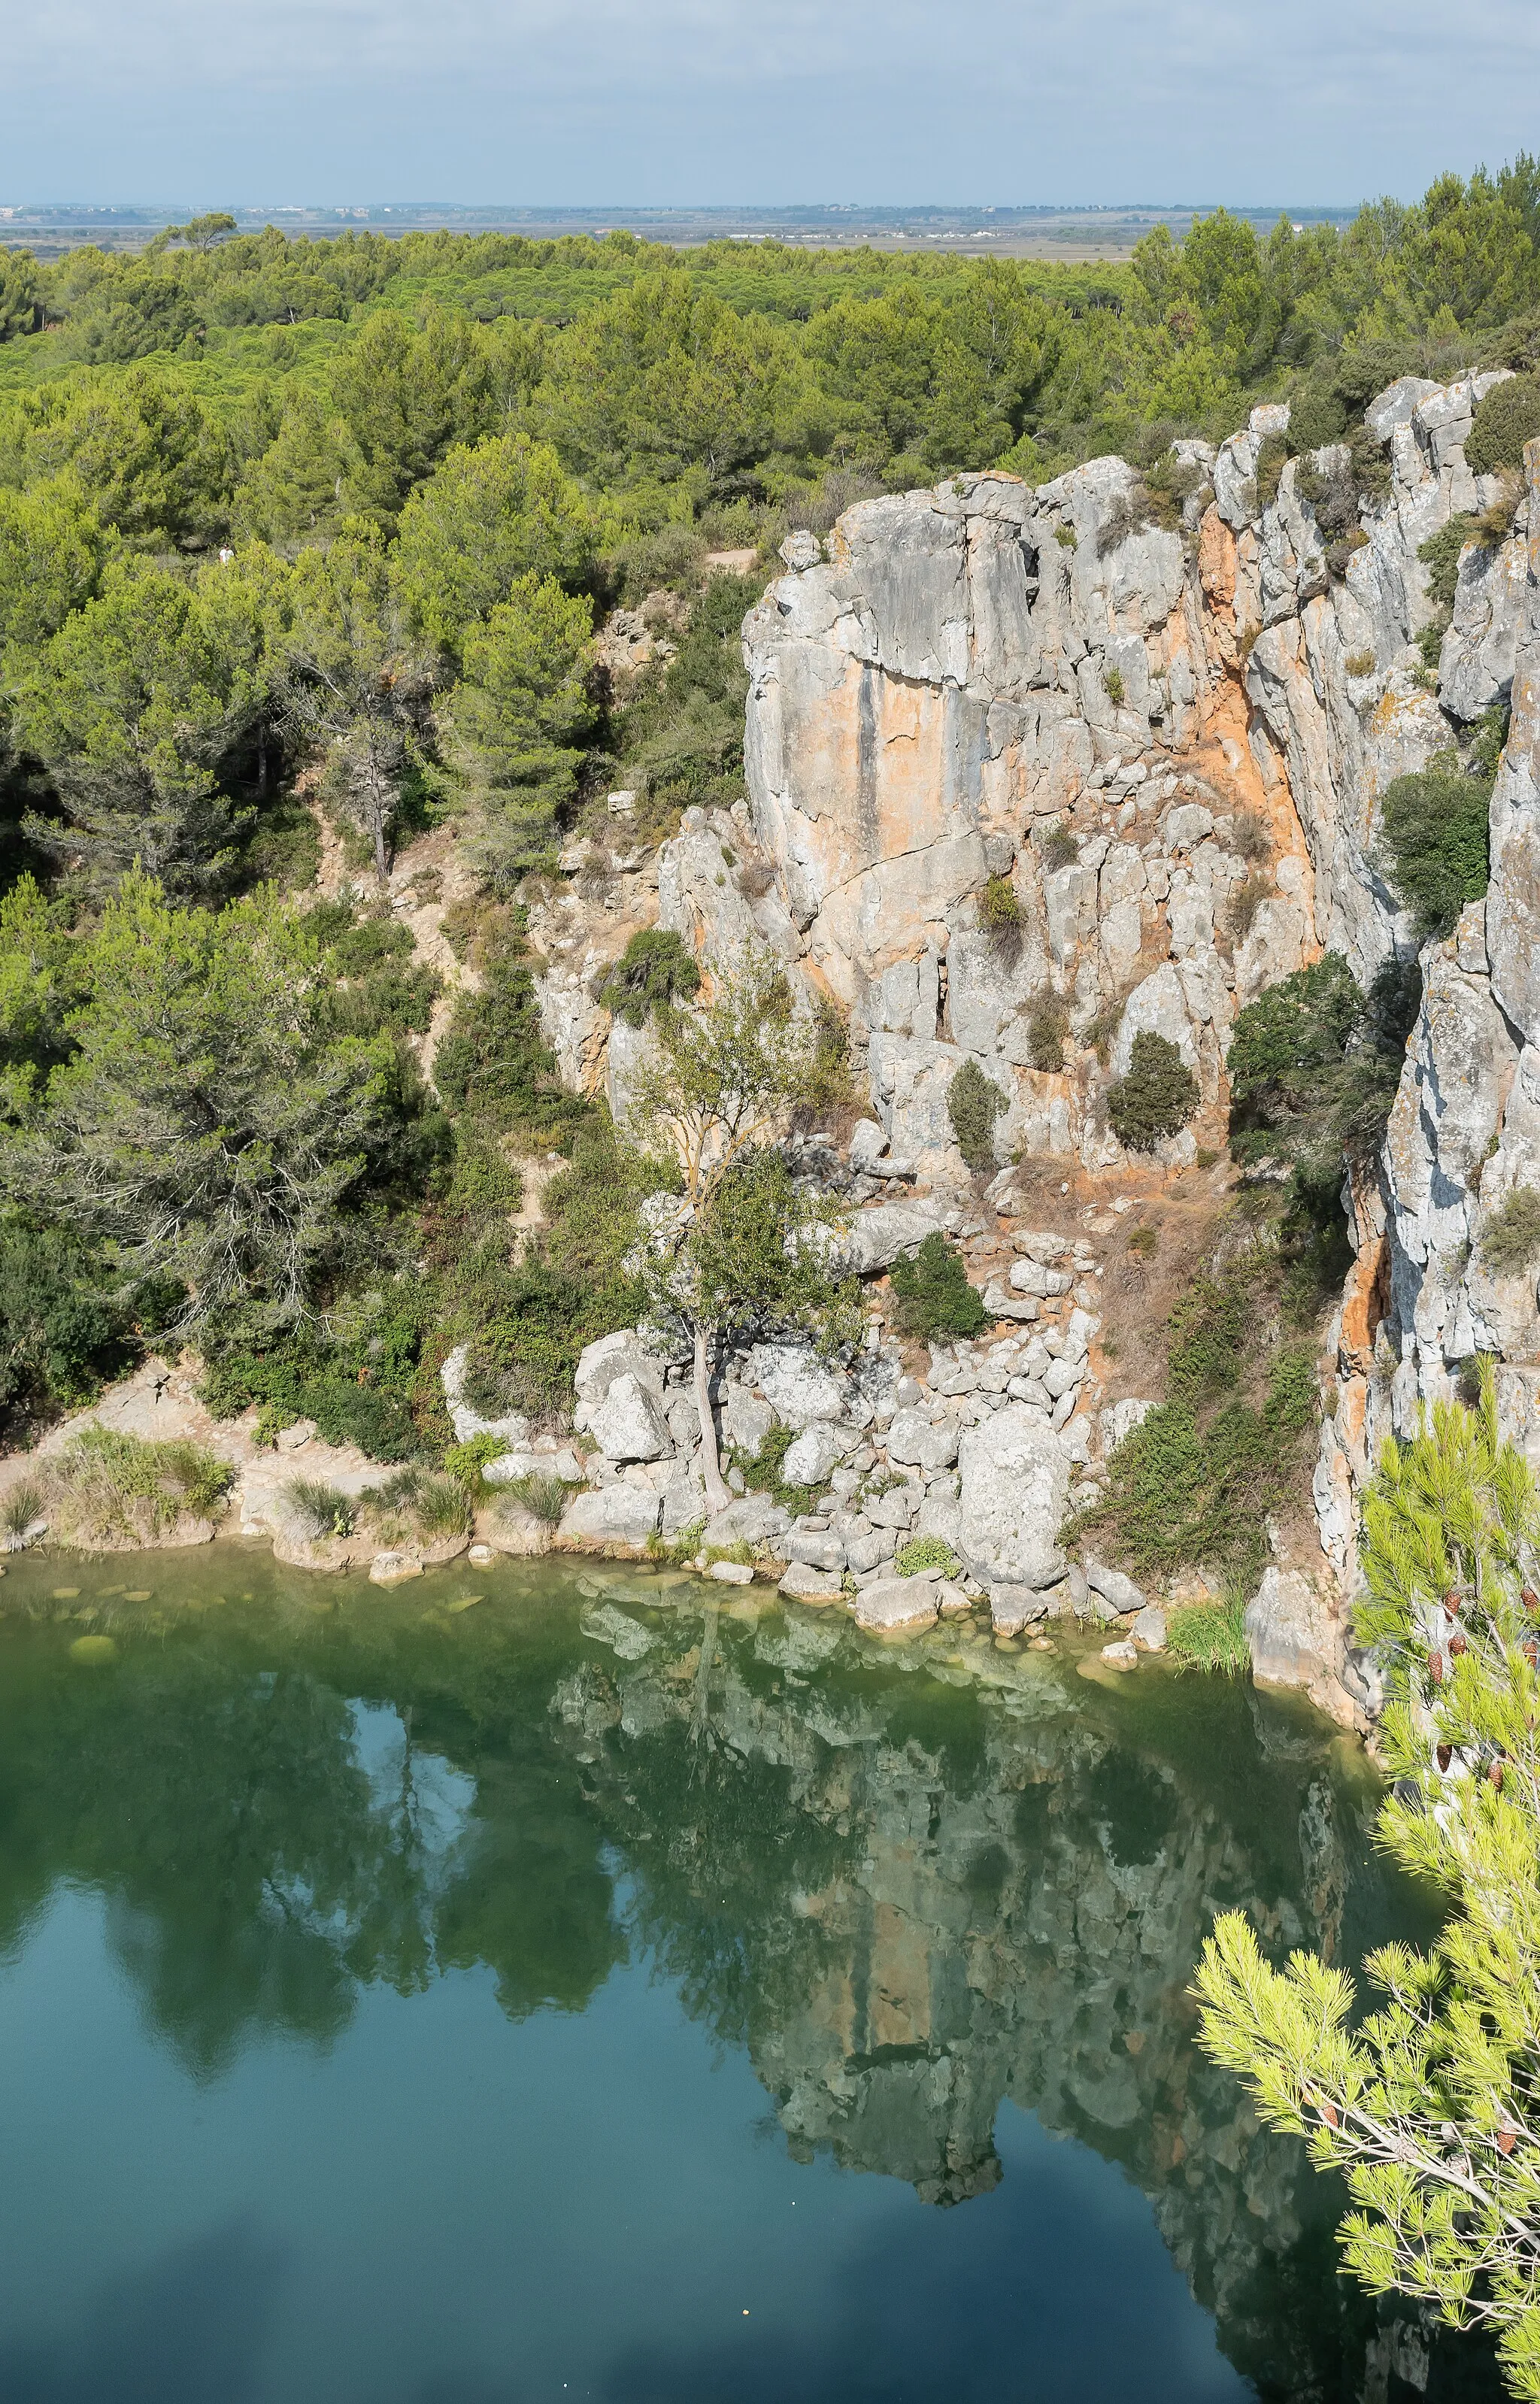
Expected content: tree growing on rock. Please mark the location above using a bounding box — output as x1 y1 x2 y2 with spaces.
1106 1031 1199 1152
1195 1375 1540 2403
627 954 858 1513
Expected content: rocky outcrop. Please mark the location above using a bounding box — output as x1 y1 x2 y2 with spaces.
1317 441 1540 1636
518 373 1540 1687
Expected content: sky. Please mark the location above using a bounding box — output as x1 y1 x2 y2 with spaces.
5 0 1538 208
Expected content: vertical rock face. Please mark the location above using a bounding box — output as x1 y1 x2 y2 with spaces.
735 386 1514 1181
528 374 1539 1609
1320 439 1540 1595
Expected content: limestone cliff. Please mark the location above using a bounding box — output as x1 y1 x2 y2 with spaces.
529 371 1540 1645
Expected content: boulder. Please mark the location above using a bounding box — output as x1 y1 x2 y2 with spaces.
884 1408 961 1472
1100 1399 1157 1454
785 1529 845 1573
955 1407 1071 1593
721 1385 776 1460
1244 1566 1338 1688
1131 1602 1168 1652
702 1493 792 1548
587 1372 674 1464
851 1574 940 1633
556 1486 662 1550
440 1344 532 1449
708 1559 756 1585
1085 1558 1146 1616
1101 1639 1138 1672
368 1549 423 1587
746 1342 850 1428
988 1581 1050 1632
573 1329 667 1416
781 1421 848 1487
484 1502 553 1557
847 1526 895 1574
835 1199 949 1276
779 1560 843 1603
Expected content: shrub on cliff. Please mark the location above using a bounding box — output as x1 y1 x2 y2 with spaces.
1379 750 1491 941
598 928 700 1027
1106 1032 1198 1152
947 1057 1007 1169
888 1232 985 1341
1466 371 1540 474
1229 953 1421 1181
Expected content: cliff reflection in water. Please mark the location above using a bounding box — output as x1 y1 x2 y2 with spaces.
0 1560 1499 2402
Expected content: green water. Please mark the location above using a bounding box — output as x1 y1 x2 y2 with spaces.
0 1545 1499 2402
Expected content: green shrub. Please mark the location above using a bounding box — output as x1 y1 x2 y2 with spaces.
1039 826 1078 872
1481 1185 1540 1274
948 1058 1007 1169
895 1535 961 1578
1417 514 1481 612
1166 1594 1250 1675
1378 749 1490 941
734 1420 827 1516
889 1232 986 1341
502 1472 568 1525
432 913 589 1147
1076 1298 1319 1590
0 1219 132 1432
1465 372 1540 475
980 870 1014 932
1227 952 1418 1181
371 1465 474 1538
1127 1224 1158 1257
1103 665 1126 705
45 1426 235 1545
1053 523 1077 550
597 928 701 1028
1 1480 41 1541
1254 432 1290 508
286 1477 356 1538
1026 991 1069 1073
1107 1032 1199 1152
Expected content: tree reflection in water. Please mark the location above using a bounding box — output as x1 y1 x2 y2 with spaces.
0 1560 1505 2402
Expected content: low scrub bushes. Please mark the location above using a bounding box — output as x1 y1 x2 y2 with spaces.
1481 1184 1540 1273
1465 371 1540 474
365 1466 474 1544
888 1233 986 1341
286 1477 356 1539
44 1426 234 1548
895 1534 960 1578
1075 1244 1322 1590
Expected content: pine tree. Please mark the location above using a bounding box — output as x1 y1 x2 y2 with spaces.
1195 1369 1540 2401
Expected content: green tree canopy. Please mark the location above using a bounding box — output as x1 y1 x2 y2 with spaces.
6 873 395 1336
395 432 600 652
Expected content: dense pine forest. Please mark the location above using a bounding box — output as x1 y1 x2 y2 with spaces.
1 163 1538 1461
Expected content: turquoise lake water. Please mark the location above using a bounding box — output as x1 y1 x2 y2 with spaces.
0 1547 1500 2402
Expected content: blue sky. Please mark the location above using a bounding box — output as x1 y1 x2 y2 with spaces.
8 0 1537 206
